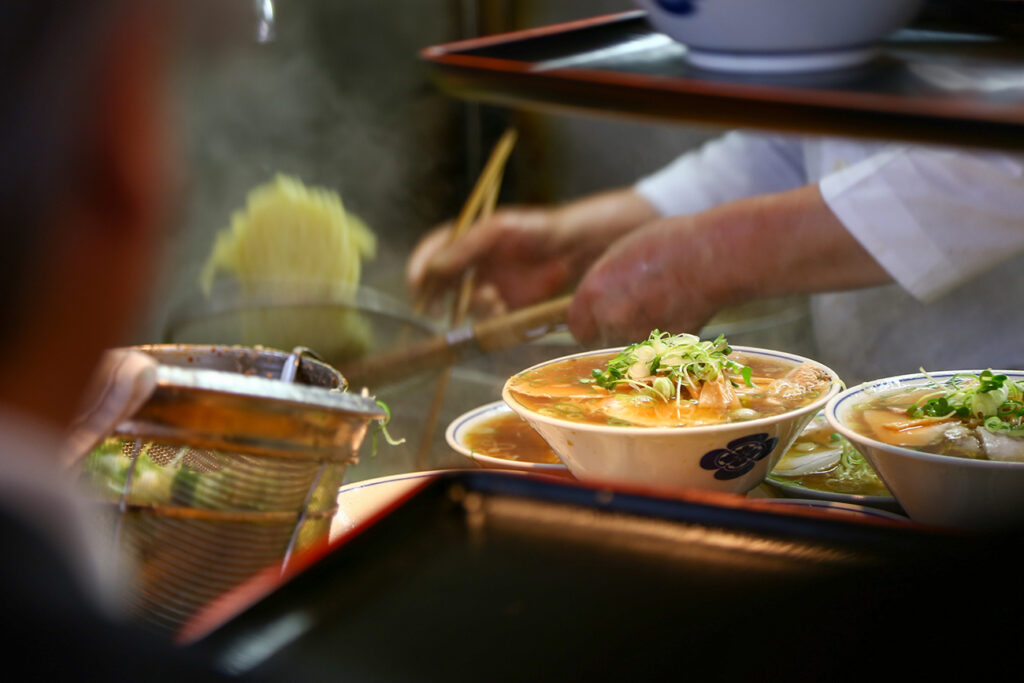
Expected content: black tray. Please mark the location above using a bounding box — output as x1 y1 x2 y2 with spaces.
422 11 1024 150
182 471 1024 681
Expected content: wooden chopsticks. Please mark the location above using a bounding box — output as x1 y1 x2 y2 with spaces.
413 127 518 469
414 127 518 318
341 294 571 389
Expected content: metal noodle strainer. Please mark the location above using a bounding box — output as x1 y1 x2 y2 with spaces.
77 344 384 635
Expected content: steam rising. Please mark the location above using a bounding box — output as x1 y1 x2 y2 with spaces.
152 1 464 340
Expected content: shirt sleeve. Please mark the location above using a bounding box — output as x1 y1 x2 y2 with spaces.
634 130 807 217
819 146 1024 302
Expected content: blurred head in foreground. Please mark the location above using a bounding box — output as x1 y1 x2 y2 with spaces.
0 2 239 679
0 0 172 429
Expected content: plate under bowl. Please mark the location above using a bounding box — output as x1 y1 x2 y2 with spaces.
446 401 569 475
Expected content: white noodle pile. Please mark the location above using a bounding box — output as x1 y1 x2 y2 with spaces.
199 174 377 363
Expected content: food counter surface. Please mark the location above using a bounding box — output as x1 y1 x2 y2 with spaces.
189 470 1019 682
422 10 1024 150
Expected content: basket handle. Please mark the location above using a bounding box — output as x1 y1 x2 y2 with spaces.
341 295 572 388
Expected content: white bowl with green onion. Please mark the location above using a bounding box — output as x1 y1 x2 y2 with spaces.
826 369 1024 530
502 333 841 495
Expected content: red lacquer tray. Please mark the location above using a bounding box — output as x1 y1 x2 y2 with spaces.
422 11 1024 150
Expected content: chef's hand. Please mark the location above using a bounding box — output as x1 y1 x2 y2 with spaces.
569 185 893 345
406 188 659 317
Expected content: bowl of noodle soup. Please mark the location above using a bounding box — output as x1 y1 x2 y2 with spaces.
826 369 1024 530
502 337 841 494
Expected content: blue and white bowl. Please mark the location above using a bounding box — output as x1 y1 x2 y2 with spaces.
502 346 841 495
634 0 926 73
826 370 1024 530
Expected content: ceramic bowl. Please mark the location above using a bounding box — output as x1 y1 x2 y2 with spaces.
634 0 926 72
502 346 841 495
826 370 1024 530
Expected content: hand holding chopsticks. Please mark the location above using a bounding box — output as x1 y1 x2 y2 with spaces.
413 127 518 320
407 127 519 468
405 180 656 331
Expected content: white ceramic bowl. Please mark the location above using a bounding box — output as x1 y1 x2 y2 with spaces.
634 0 926 73
446 401 570 475
502 346 841 495
826 370 1024 530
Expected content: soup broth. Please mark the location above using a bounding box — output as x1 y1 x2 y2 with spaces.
847 378 1024 462
508 351 830 428
769 415 890 497
463 412 561 465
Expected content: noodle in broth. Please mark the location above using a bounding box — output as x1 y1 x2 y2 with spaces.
508 348 830 429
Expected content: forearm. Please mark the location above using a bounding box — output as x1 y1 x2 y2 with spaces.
552 188 660 257
528 188 660 291
689 184 892 307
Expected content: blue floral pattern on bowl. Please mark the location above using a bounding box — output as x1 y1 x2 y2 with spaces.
700 433 779 480
655 0 699 16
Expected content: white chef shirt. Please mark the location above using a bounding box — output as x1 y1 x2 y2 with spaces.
634 132 1024 383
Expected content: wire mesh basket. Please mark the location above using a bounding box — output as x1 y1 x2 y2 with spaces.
78 344 384 635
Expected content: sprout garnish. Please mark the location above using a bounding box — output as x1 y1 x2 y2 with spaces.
906 369 1024 436
369 399 405 456
826 434 882 492
585 330 752 402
